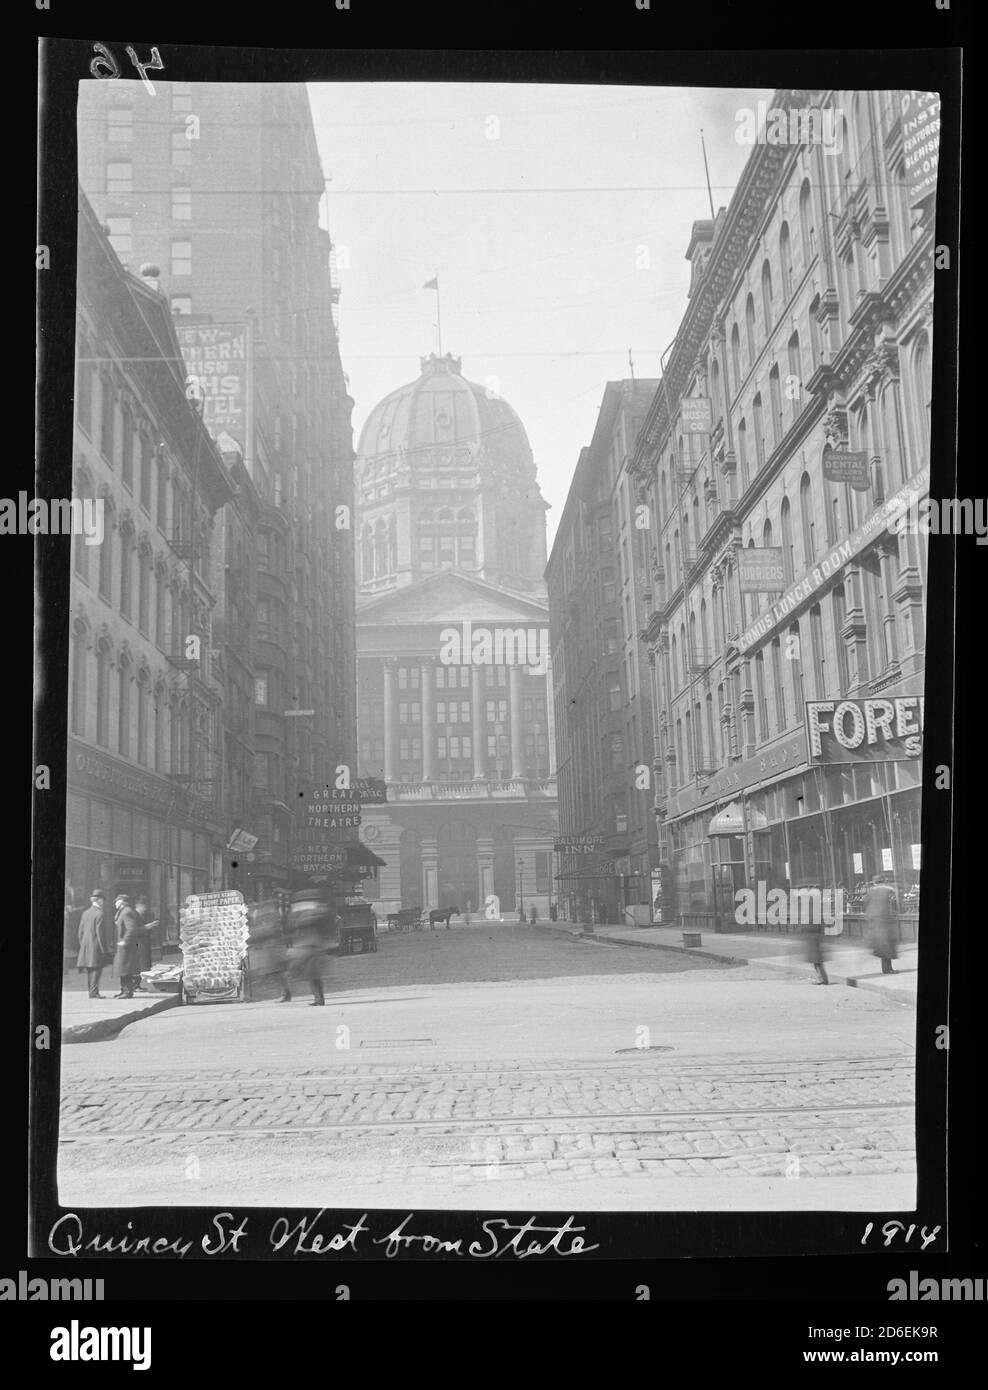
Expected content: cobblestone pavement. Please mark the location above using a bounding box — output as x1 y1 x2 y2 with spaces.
60 1052 914 1187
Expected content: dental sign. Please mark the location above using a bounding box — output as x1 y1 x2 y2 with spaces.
804 698 924 765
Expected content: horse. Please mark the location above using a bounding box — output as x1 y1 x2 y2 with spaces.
428 906 458 930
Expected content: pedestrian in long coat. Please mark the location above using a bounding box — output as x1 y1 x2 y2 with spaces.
113 895 143 998
864 874 899 974
133 895 155 980
76 890 113 998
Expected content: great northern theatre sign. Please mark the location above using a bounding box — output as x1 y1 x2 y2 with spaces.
805 697 924 764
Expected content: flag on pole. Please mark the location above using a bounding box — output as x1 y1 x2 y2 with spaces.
423 277 438 290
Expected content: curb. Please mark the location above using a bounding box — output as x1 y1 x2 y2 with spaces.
61 993 182 1044
534 922 748 967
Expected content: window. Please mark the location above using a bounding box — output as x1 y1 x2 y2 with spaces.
119 528 134 618
737 418 748 491
170 296 192 316
754 651 768 741
832 584 849 691
769 365 783 445
745 294 757 365
798 179 815 265
117 661 132 758
761 260 774 333
120 411 134 489
780 497 794 583
753 394 765 468
171 130 192 166
604 621 620 655
809 604 826 698
770 636 786 732
172 186 192 220
608 680 621 712
107 107 133 142
610 734 624 770
799 473 814 564
95 640 112 747
779 222 793 298
106 161 132 196
171 241 192 276
788 622 805 718
105 216 132 257
70 624 88 737
730 324 742 391
254 676 268 706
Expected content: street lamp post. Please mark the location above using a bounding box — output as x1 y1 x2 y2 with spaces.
517 858 524 921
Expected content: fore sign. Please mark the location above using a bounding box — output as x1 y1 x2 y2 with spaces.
805 698 924 764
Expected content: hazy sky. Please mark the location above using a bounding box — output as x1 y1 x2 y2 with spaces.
307 83 773 547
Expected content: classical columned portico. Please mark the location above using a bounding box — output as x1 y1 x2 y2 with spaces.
508 663 525 781
421 657 436 781
471 665 486 779
382 657 398 782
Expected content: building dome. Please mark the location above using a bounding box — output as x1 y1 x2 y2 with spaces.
356 353 534 478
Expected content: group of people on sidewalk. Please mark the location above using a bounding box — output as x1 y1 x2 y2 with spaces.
75 891 158 999
805 873 901 985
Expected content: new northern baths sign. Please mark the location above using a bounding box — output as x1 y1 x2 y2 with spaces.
737 467 930 654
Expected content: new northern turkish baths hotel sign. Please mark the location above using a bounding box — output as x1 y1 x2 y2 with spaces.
737 466 930 654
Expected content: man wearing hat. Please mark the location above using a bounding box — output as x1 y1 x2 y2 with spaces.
76 890 114 999
112 893 143 999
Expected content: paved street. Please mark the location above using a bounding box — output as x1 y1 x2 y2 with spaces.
58 922 916 1211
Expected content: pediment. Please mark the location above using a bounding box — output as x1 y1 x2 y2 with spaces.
357 570 548 627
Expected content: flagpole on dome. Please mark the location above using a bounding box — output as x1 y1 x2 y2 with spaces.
423 275 442 358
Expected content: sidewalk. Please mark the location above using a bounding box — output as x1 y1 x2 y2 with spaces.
538 920 917 1005
61 972 181 1043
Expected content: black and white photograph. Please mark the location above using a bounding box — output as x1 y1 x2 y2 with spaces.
49 71 944 1223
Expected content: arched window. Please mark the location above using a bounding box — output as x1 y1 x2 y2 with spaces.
808 295 822 369
798 179 815 266
670 634 678 693
700 597 710 660
911 333 932 467
119 523 135 619
99 375 115 461
95 638 112 747
787 332 802 416
706 693 717 766
710 358 722 424
691 495 700 548
730 323 742 391
799 472 815 564
737 418 749 491
673 528 681 584
712 581 724 652
780 497 794 583
70 621 88 737
117 654 132 757
745 294 757 364
880 384 903 494
752 394 765 468
154 564 167 648
769 365 783 445
684 710 693 778
779 222 794 298
136 668 149 766
98 504 114 599
120 407 134 489
152 683 166 772
138 543 151 631
761 260 774 333
139 434 153 511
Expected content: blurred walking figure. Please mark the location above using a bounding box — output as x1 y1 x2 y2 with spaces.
112 894 142 998
803 915 829 985
248 900 292 1002
76 889 113 998
287 890 337 1005
865 873 899 974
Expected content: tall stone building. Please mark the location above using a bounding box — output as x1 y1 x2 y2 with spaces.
77 79 356 901
354 353 558 917
67 191 233 942
547 380 660 925
628 89 934 936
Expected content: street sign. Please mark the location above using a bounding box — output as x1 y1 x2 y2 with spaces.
554 834 604 853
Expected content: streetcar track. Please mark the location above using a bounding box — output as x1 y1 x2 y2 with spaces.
60 1099 913 1142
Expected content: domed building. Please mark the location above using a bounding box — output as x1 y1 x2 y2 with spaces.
353 354 559 918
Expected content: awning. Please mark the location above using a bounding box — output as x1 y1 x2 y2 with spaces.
345 842 387 868
707 801 768 835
